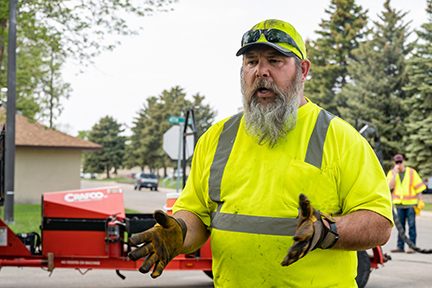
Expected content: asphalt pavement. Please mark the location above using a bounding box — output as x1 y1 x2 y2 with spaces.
366 211 432 288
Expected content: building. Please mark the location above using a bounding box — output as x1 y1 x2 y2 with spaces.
0 111 102 204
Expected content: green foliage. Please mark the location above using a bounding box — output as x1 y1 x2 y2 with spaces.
124 86 216 175
339 0 413 169
83 116 126 178
0 0 177 125
77 130 89 140
402 0 432 178
305 0 369 115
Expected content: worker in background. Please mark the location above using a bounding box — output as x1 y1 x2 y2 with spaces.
128 19 393 287
387 154 425 254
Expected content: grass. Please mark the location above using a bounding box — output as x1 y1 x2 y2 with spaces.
424 202 432 212
1 204 41 234
161 178 185 189
1 204 140 234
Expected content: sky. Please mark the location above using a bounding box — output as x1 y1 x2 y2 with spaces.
56 0 430 136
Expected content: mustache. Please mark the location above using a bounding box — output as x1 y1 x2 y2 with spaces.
248 79 281 102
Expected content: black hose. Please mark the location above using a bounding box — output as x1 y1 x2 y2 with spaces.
392 207 432 254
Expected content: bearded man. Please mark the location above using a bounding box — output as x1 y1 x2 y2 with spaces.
128 19 394 288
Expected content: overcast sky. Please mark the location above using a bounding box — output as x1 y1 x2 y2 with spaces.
56 0 430 136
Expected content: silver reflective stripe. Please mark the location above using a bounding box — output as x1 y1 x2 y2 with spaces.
208 109 333 236
304 110 335 169
211 211 298 236
208 113 243 206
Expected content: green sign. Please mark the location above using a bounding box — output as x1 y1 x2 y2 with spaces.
168 116 192 125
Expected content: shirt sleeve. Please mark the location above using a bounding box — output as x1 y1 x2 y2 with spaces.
337 127 394 227
386 169 394 184
412 169 426 194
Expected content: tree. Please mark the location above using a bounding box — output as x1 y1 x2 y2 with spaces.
38 44 72 128
305 0 369 115
77 130 89 140
124 86 216 176
403 0 432 178
83 116 125 178
338 0 413 169
0 0 177 123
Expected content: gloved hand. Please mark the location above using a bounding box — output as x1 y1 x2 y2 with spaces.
414 199 425 215
128 210 187 278
418 199 425 210
281 194 338 266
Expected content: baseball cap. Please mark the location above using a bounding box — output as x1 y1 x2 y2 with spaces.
394 154 404 162
236 19 307 60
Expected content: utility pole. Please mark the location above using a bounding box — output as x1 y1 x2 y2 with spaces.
4 0 17 223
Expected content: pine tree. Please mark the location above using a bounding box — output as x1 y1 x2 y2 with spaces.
338 0 413 169
403 0 432 178
83 116 125 178
305 0 369 115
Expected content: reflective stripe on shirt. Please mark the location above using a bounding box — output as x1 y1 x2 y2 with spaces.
209 109 335 235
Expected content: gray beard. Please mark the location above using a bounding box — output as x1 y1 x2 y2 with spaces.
241 67 302 148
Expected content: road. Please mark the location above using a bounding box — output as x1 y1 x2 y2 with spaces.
1 180 432 287
79 180 171 213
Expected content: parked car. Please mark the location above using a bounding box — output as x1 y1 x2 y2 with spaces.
127 173 136 179
81 172 97 179
134 173 159 191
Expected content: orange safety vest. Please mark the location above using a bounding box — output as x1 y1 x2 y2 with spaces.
389 167 426 205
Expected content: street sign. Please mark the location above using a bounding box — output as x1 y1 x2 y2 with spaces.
168 116 192 125
162 125 194 160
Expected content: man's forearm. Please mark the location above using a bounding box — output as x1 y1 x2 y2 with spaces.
331 210 392 250
173 210 210 254
388 173 396 190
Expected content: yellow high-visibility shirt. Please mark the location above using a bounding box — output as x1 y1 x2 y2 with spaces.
174 99 393 288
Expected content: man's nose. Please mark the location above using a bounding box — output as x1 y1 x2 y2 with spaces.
255 61 270 78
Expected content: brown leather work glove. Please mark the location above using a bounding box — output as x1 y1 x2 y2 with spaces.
281 194 338 266
128 210 187 278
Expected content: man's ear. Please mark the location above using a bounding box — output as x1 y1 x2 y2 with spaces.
300 59 311 83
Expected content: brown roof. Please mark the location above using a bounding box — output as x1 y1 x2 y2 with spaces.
0 110 103 151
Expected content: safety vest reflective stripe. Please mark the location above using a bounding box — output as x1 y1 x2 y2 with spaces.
209 112 243 206
392 195 417 200
210 211 299 236
305 110 335 169
414 182 424 190
209 110 335 235
409 168 414 194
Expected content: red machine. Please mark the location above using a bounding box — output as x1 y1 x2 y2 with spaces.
0 186 212 278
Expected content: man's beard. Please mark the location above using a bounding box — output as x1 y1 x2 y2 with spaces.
241 67 302 148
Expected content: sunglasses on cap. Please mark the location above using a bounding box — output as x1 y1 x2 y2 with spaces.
241 29 304 59
395 161 402 164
